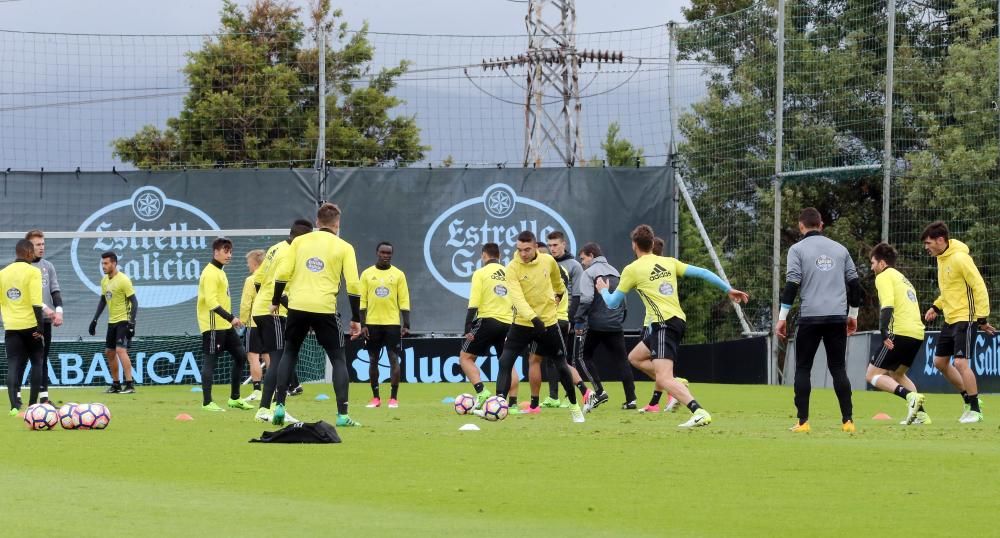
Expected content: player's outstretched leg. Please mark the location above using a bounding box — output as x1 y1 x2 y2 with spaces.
326 346 360 427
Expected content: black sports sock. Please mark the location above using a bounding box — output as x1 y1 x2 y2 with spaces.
686 400 702 413
530 396 540 409
371 384 380 399
473 382 484 394
508 396 518 406
576 381 588 395
969 394 981 412
253 380 261 391
893 385 910 399
649 391 663 406
961 391 970 404
390 384 399 400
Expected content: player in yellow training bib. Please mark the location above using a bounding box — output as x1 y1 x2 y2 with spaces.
359 242 411 409
597 224 749 429
88 251 138 394
866 243 930 425
1 240 46 414
239 249 266 402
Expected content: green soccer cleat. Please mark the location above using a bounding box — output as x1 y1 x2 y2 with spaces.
507 406 523 415
202 402 225 412
678 408 712 428
9 408 19 417
569 404 585 423
540 396 561 408
959 410 983 424
904 392 925 424
272 404 286 425
227 398 254 411
336 414 361 427
254 407 272 423
913 411 932 425
474 388 492 410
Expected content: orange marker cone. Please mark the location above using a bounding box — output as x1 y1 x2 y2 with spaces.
872 412 892 421
175 413 194 421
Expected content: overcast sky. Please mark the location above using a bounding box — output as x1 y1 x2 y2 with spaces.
0 0 690 35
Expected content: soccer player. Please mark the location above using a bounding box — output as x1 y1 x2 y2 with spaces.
483 230 584 423
575 242 637 410
360 242 410 409
596 224 748 428
921 221 995 423
253 219 313 422
88 251 138 394
239 249 266 402
196 238 252 412
458 243 520 410
867 242 929 425
776 208 862 433
268 203 362 427
14 230 63 406
2 240 45 415
641 235 688 412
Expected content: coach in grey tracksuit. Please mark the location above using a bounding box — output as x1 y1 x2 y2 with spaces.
776 208 862 428
575 243 637 407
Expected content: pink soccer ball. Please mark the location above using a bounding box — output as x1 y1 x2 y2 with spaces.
23 403 58 431
72 403 112 430
58 403 80 429
481 396 509 422
454 393 476 415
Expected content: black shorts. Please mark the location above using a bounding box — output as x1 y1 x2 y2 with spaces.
503 323 565 359
935 322 975 359
870 335 923 371
244 326 265 354
366 324 402 356
642 318 686 360
5 329 44 364
105 321 131 350
252 314 286 353
285 309 344 350
462 317 509 357
202 327 244 356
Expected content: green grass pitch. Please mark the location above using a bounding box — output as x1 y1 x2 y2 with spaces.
2 382 998 536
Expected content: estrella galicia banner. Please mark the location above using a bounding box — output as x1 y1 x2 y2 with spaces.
326 167 674 332
868 331 1000 393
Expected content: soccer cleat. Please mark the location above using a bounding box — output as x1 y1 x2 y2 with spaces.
254 407 272 423
904 392 925 424
582 390 598 413
959 411 984 424
336 414 361 427
283 409 300 423
789 422 810 433
202 402 225 412
288 385 304 396
120 384 136 394
678 408 712 428
540 396 561 408
9 408 19 417
842 420 856 433
570 404 585 423
365 398 381 408
559 397 571 409
522 406 541 415
638 404 661 414
592 391 610 409
387 398 399 408
663 395 680 413
227 398 254 411
272 403 286 425
105 384 121 394
507 406 522 415
474 389 492 410
622 401 637 410
243 389 262 403
912 411 932 425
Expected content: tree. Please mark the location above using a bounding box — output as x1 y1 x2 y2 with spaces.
585 122 646 167
113 0 426 168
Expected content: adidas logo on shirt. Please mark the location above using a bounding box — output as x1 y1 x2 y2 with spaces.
648 263 671 281
490 268 506 281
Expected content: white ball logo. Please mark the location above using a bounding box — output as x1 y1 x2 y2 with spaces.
306 257 325 272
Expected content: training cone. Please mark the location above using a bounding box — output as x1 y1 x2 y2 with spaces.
175 413 194 421
314 393 330 401
190 387 202 392
441 396 456 404
872 412 892 421
459 423 480 431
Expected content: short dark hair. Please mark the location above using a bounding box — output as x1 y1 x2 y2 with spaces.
101 251 118 263
630 224 654 252
870 242 898 266
376 241 393 252
290 218 313 238
24 229 44 241
517 230 536 244
579 242 602 257
482 242 501 259
798 207 823 229
652 236 665 256
317 202 342 227
546 230 566 243
212 237 233 252
15 239 34 260
920 220 949 241
536 241 547 249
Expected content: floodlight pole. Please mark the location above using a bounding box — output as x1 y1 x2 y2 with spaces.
881 0 895 242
